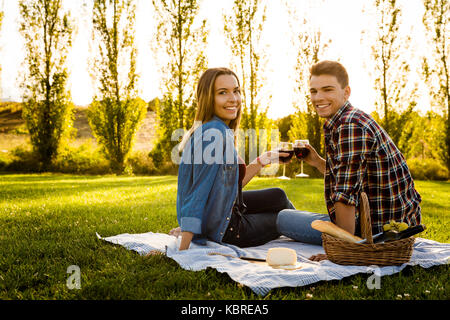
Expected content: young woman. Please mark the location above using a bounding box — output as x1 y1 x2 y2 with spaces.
172 67 296 250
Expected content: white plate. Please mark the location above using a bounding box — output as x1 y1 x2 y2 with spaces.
270 262 303 270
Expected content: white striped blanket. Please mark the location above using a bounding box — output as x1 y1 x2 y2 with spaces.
96 232 450 296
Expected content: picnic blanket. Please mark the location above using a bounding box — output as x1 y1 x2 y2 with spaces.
96 232 450 296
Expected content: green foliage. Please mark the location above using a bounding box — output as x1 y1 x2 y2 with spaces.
223 0 273 163
287 112 307 142
21 97 75 169
224 0 267 132
18 0 75 168
422 0 450 171
288 109 325 157
285 4 330 157
0 9 3 96
147 98 160 112
127 150 156 175
87 98 147 173
51 142 111 174
150 0 208 167
89 0 146 174
150 95 185 169
407 158 449 180
0 151 12 171
275 115 293 141
0 146 41 172
398 110 446 163
0 142 156 175
236 115 278 164
369 0 418 137
371 105 416 148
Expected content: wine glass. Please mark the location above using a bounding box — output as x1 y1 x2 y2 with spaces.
294 139 309 178
277 142 293 180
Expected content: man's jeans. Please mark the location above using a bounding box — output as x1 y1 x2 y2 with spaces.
277 210 330 245
277 209 361 245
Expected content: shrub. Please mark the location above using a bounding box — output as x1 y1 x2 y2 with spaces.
51 141 111 175
4 146 42 172
407 158 449 181
127 151 156 175
0 151 11 170
87 98 147 174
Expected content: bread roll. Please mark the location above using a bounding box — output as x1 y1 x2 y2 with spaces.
311 220 363 243
266 248 297 266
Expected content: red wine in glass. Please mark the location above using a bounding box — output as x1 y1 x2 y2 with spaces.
279 149 294 163
294 147 309 159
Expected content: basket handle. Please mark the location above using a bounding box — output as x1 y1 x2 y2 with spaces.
359 192 373 244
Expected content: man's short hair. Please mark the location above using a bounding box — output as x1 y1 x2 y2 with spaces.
310 60 349 89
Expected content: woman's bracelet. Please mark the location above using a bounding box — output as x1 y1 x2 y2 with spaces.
256 156 267 167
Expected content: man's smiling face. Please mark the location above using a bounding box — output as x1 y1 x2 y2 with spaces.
309 74 351 119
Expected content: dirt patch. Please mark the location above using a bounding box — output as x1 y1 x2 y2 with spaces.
0 106 157 151
0 109 25 133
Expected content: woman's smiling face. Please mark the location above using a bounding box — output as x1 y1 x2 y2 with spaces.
213 74 241 125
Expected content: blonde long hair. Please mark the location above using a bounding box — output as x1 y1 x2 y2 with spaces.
178 68 242 151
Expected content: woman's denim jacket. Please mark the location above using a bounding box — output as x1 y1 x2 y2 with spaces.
176 116 238 244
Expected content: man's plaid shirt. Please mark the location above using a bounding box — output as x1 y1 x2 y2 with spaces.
323 101 422 235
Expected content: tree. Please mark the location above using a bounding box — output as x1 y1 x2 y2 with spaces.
18 0 74 169
285 2 330 157
224 0 267 130
422 0 450 172
0 5 4 98
224 0 274 163
368 0 418 143
150 0 208 167
397 110 446 162
88 0 147 174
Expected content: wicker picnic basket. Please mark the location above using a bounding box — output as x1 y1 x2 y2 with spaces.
321 192 415 266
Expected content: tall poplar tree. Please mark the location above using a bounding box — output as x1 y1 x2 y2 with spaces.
422 0 450 171
223 0 267 132
223 0 275 164
369 0 417 144
150 0 208 167
88 0 147 174
19 0 74 169
0 7 3 98
285 4 331 157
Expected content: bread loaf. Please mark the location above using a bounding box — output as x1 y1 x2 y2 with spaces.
311 220 363 243
266 248 297 266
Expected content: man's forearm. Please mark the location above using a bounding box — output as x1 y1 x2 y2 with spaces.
179 231 194 250
315 157 326 174
309 156 326 174
334 201 356 235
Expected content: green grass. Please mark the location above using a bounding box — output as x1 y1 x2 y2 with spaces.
0 174 448 300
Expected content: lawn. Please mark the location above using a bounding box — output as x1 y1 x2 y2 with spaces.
0 174 448 300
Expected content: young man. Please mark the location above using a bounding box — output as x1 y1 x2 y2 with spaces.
277 60 422 261
305 60 422 238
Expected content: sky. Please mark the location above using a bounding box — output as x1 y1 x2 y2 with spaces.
0 0 430 119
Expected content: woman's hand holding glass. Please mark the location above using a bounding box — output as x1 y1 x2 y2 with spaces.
258 150 291 166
